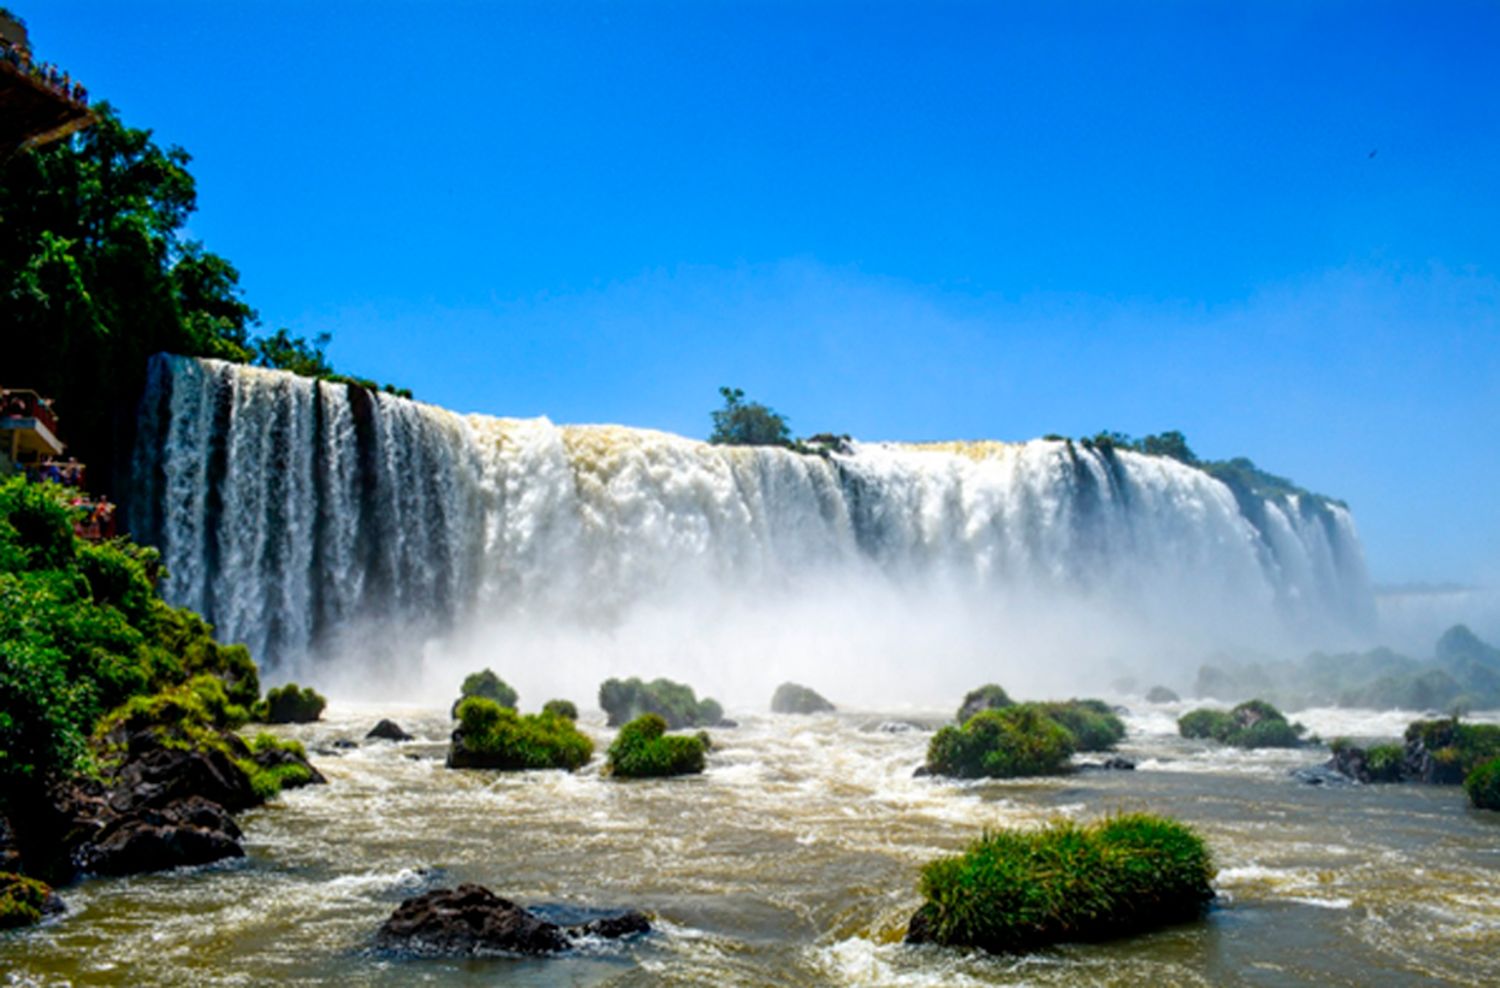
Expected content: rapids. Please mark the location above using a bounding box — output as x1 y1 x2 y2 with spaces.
3 700 1497 986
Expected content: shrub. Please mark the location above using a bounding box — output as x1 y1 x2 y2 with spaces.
908 813 1214 953
252 683 326 724
956 684 1013 723
1465 757 1500 810
1177 709 1235 742
541 699 578 721
447 697 594 771
1178 699 1304 749
926 706 1075 779
771 682 835 715
606 713 708 778
598 676 724 729
0 872 56 930
451 669 517 717
1365 743 1405 782
1405 718 1500 776
1036 700 1126 752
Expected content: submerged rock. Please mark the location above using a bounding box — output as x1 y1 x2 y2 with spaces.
770 682 835 715
376 884 649 955
366 719 415 742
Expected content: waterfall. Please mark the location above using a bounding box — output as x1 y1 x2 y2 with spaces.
130 355 1374 697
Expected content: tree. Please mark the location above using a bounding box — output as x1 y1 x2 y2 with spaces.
708 386 791 447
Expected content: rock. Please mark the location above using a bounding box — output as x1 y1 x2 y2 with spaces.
1103 756 1135 770
251 744 328 790
770 682 835 715
376 884 650 956
367 719 414 742
1145 686 1180 704
1292 765 1355 787
912 765 932 778
332 739 359 750
75 796 244 876
956 684 1013 724
111 731 261 812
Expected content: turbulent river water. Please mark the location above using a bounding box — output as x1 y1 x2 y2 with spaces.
5 700 1497 987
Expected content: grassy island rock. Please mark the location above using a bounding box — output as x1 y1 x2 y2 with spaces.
1146 685 1180 704
1178 699 1305 749
1465 757 1500 810
771 682 835 714
450 669 518 718
541 699 579 721
956 684 1013 723
1403 718 1500 784
926 706 1074 779
375 883 650 955
251 683 326 724
447 698 593 771
599 676 727 729
906 813 1215 953
606 713 708 778
0 872 63 929
1035 699 1127 752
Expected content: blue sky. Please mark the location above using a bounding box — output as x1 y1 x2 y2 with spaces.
36 1 1500 585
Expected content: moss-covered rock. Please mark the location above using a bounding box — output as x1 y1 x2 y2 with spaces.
925 706 1075 779
0 872 62 929
446 698 593 771
1177 699 1304 749
771 682 835 715
906 813 1215 953
450 669 517 718
606 713 708 778
599 676 726 729
541 699 578 721
1465 757 1500 810
1403 718 1500 784
251 683 326 724
1035 699 1126 752
955 684 1013 723
1146 685 1180 704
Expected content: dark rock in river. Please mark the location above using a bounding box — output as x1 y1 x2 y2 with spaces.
367 719 415 742
1146 685 1181 704
376 884 650 956
770 682 836 715
332 738 359 750
75 796 244 876
1292 765 1356 787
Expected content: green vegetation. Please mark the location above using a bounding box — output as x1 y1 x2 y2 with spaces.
708 386 791 447
1365 743 1405 782
0 477 261 814
0 872 56 930
1405 719 1500 778
1465 757 1500 811
1035 700 1126 752
606 713 708 778
1177 700 1305 749
770 682 835 715
541 699 578 721
251 683 325 724
598 676 725 729
909 813 1215 953
447 697 594 771
926 706 1075 779
956 684 1013 723
450 669 517 717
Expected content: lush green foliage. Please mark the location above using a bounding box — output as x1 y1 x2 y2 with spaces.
251 683 326 724
1365 743 1405 782
451 669 517 716
599 676 725 729
1465 757 1500 810
1405 719 1500 776
541 699 579 721
0 478 260 806
1035 700 1126 752
927 706 1075 779
0 872 55 929
708 386 792 447
448 697 594 771
956 684 1013 723
911 813 1214 953
771 682 834 714
606 713 708 778
1178 699 1305 749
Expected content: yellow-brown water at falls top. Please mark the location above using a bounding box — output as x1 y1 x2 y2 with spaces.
128 355 1372 703
4 703 1497 986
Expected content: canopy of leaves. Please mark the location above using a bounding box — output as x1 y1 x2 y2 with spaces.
448 697 593 771
926 705 1075 778
708 387 792 447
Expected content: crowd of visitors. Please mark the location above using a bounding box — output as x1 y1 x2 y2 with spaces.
1 37 87 106
1 387 59 434
26 457 86 487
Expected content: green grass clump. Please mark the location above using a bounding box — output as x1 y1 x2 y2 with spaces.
926 706 1075 779
909 813 1215 953
251 683 326 724
599 676 725 729
541 699 578 721
1405 719 1500 777
0 872 56 929
448 697 594 771
1036 700 1126 752
606 713 708 778
1365 743 1405 782
1465 757 1500 810
1177 699 1305 749
450 669 518 717
956 684 1013 723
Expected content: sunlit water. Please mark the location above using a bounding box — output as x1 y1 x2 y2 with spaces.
4 702 1498 987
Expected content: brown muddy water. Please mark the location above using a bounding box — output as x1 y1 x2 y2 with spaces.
3 703 1498 986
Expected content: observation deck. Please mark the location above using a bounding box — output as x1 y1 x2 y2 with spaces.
0 10 94 154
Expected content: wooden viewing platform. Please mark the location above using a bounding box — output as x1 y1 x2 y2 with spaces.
0 10 94 154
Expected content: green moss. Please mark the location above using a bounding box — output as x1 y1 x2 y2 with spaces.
1178 699 1304 749
1178 708 1235 741
909 813 1214 953
1465 757 1500 810
237 757 312 801
0 872 56 930
452 669 517 717
541 699 579 721
598 676 723 729
956 684 1013 723
448 697 594 771
606 713 708 778
926 705 1075 779
1404 719 1500 775
251 683 325 724
1365 744 1405 781
1035 700 1126 752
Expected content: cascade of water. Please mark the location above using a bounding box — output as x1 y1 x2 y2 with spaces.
131 354 1374 688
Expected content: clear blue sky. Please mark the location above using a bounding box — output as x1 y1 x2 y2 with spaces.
36 1 1500 585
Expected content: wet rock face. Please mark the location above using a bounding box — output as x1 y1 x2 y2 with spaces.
75 796 244 877
376 884 650 956
366 719 414 742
